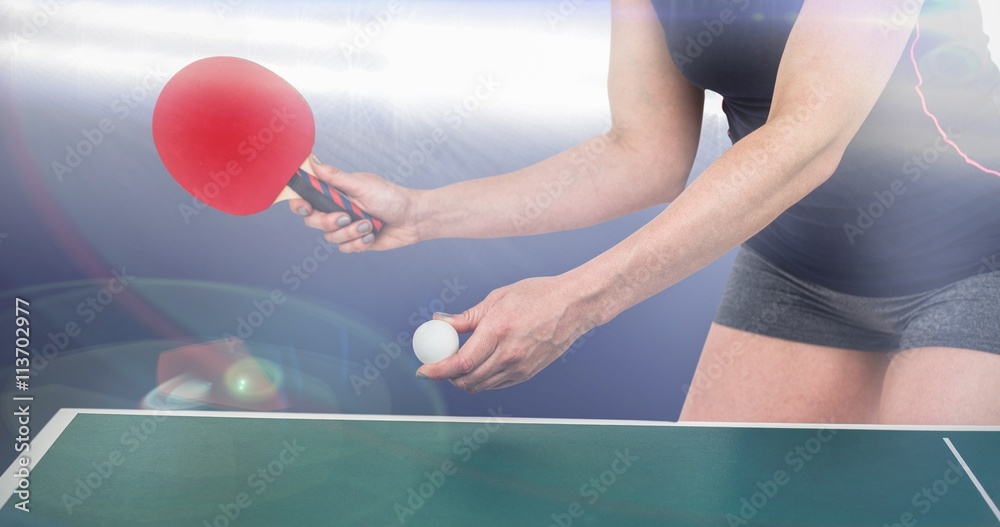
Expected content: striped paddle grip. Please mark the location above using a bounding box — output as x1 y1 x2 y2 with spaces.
287 169 384 233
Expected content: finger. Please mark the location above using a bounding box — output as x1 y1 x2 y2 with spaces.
451 352 511 393
322 220 374 245
304 212 354 232
334 232 377 253
418 325 498 381
433 297 496 334
416 293 503 379
309 155 370 199
467 373 519 393
287 198 312 217
452 337 530 392
490 379 520 391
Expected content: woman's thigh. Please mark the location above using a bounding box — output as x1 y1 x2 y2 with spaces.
880 347 1000 425
680 323 891 424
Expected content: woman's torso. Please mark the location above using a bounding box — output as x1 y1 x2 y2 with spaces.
653 0 1000 296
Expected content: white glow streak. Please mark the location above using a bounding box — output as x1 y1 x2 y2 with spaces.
1 0 34 13
60 45 145 70
2 2 611 114
308 22 608 112
60 1 354 49
984 2 1000 63
1 40 176 78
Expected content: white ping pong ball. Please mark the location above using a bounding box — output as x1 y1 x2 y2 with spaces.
413 320 460 364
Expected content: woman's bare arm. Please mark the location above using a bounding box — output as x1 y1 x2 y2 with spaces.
419 0 925 392
415 0 705 239
294 0 703 251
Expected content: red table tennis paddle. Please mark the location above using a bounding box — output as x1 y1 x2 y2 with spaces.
152 56 383 232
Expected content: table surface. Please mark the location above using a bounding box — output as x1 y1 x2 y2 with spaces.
2 409 999 526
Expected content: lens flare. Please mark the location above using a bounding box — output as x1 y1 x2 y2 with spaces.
222 357 284 404
911 21 1000 178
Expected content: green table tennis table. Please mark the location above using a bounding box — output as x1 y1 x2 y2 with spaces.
2 409 998 526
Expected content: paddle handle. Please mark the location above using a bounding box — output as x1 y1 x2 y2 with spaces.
286 165 384 234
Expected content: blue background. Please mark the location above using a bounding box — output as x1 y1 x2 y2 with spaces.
0 0 748 468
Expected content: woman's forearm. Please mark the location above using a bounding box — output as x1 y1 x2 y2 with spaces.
564 119 843 327
414 128 697 240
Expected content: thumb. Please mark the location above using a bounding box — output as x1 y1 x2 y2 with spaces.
434 297 495 334
309 155 368 198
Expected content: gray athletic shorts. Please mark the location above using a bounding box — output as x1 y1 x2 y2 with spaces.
715 247 1000 354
